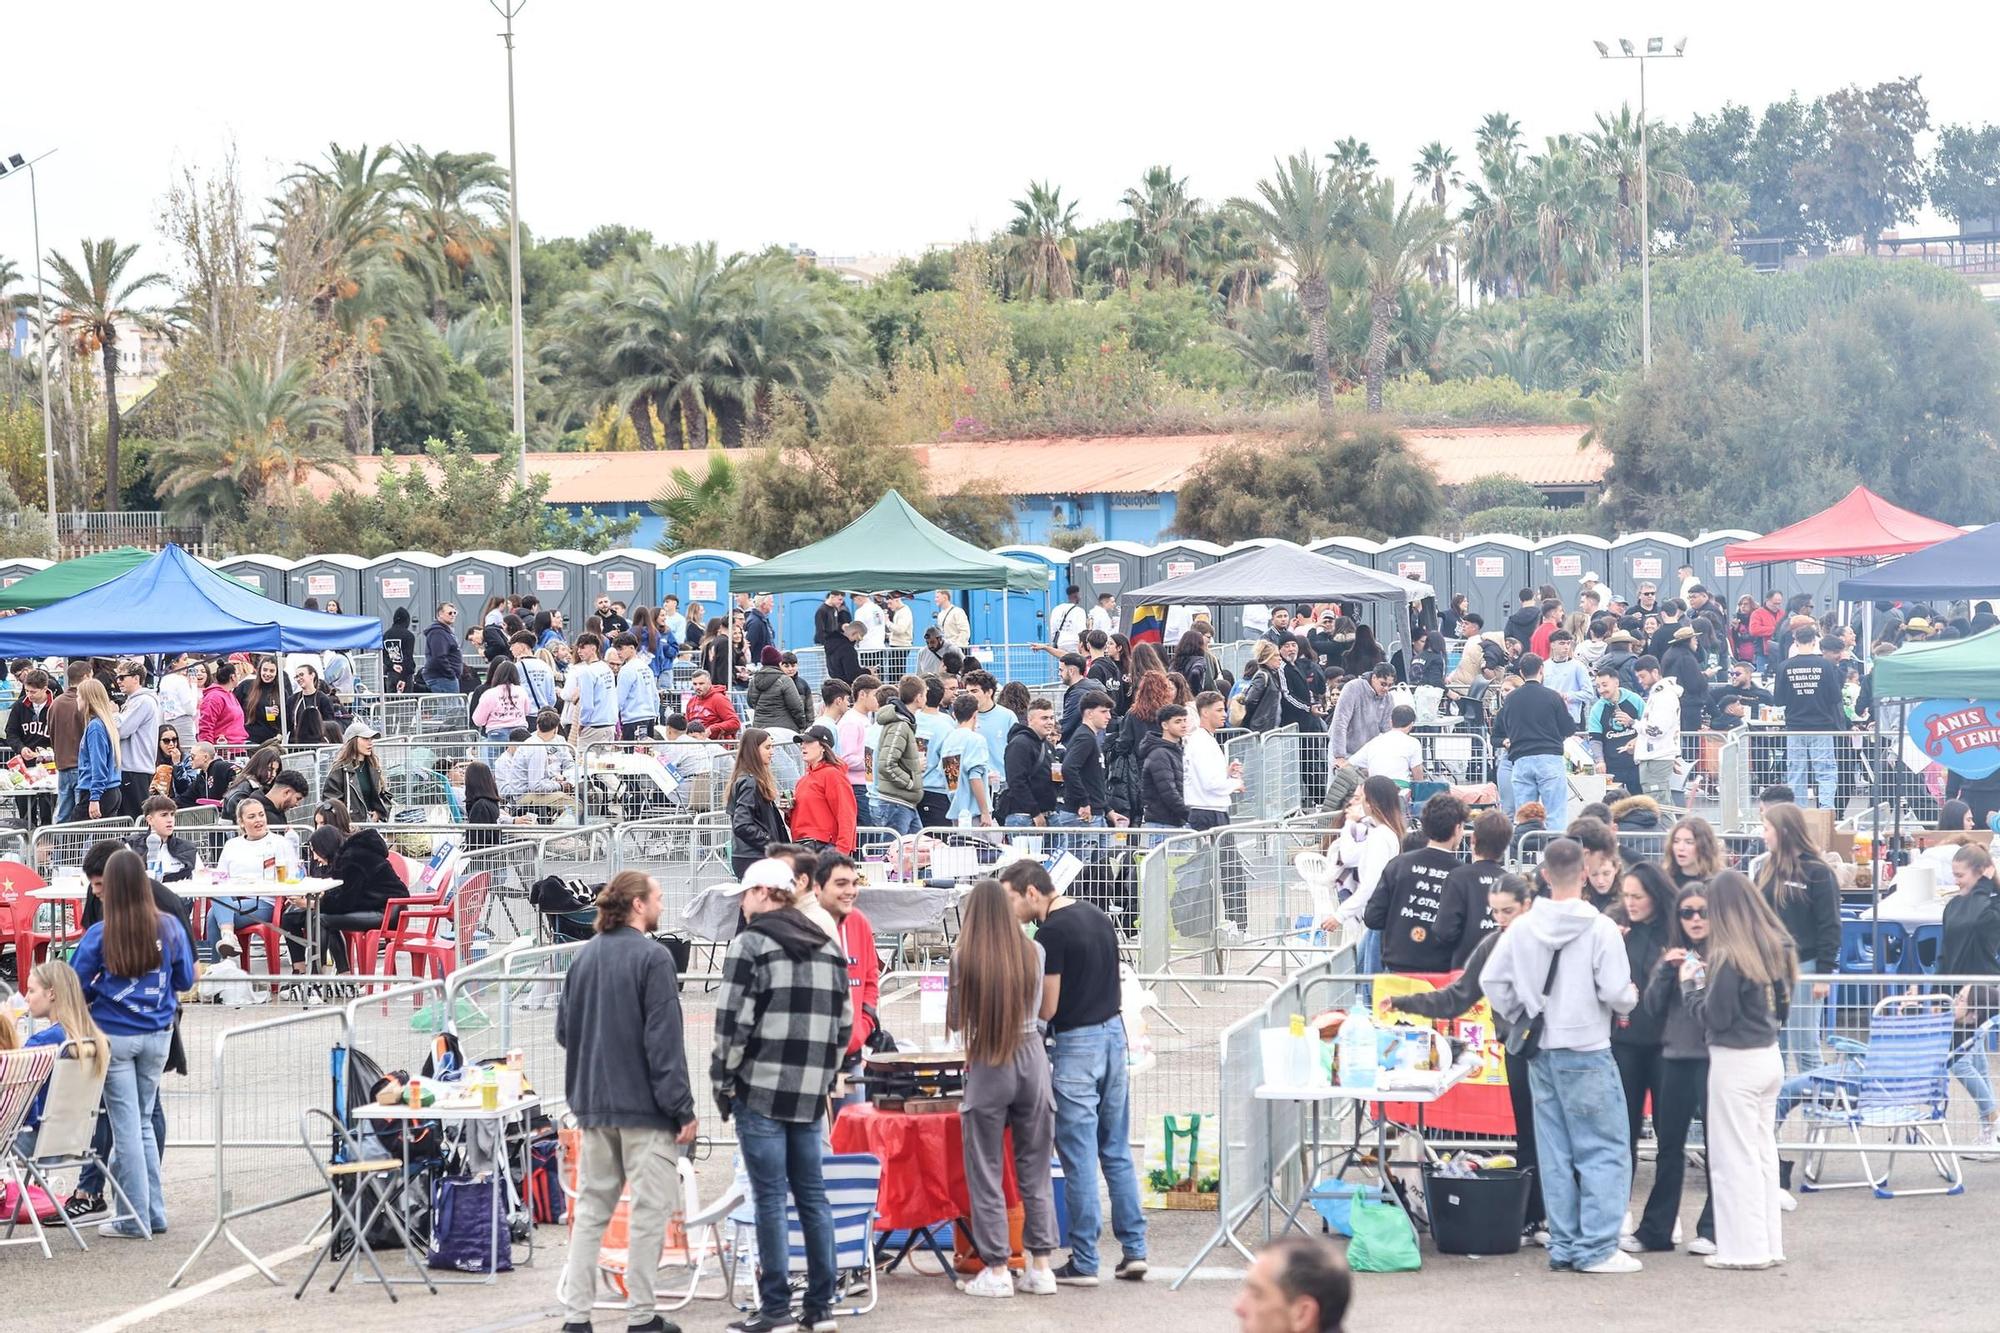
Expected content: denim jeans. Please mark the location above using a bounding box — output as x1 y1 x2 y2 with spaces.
874 800 922 837
103 1029 172 1235
1496 750 1516 818
1952 1050 1997 1120
1050 810 1104 863
1778 967 1824 1075
54 767 78 823
1511 753 1568 830
79 1088 167 1199
733 1107 836 1318
1526 1047 1630 1269
1049 1017 1147 1273
1002 813 1038 829
199 898 275 963
851 783 873 831
1785 733 1838 809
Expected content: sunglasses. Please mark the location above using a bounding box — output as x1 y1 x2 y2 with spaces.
1679 905 1707 919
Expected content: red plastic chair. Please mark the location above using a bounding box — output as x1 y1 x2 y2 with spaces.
229 894 291 986
385 872 491 997
0 862 57 976
347 861 460 987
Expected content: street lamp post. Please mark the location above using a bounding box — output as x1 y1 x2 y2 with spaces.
492 0 529 485
1594 37 1686 370
0 149 59 520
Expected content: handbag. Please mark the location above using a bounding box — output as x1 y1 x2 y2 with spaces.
1503 946 1565 1061
428 1174 514 1273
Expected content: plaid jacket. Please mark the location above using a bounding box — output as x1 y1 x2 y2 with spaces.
711 908 853 1124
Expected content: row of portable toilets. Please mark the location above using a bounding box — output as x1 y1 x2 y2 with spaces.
0 529 1845 659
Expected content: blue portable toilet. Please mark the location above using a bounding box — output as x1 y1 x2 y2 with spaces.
437 549 518 615
975 544 1068 651
1609 531 1691 605
1452 533 1537 631
660 549 758 637
210 554 292 603
1533 534 1612 611
1686 530 1765 613
361 551 445 632
286 553 367 615
516 549 591 632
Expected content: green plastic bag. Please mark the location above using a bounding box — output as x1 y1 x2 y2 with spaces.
1346 1197 1421 1272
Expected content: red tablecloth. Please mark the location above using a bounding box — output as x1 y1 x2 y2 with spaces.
829 1103 1019 1231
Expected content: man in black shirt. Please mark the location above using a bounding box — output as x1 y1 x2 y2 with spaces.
1775 627 1846 809
1001 861 1148 1284
1706 659 1774 731
1495 652 1577 830
1364 794 1468 972
1439 809 1511 968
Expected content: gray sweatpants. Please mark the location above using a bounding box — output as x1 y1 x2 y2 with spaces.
960 1038 1059 1267
560 1125 681 1320
1639 757 1675 805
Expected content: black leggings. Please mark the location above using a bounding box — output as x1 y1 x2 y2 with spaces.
1634 1056 1714 1249
1613 1042 1665 1175
1504 1046 1544 1228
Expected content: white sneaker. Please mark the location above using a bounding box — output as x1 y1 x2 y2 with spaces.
1528 1227 1550 1248
1704 1255 1775 1271
1620 1209 1635 1236
1581 1251 1643 1274
1778 1192 1798 1213
1015 1265 1057 1296
1617 1235 1644 1253
1688 1237 1718 1256
1963 1125 2000 1161
1673 1217 1683 1244
957 1266 1015 1299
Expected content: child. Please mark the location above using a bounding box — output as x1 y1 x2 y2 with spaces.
21 960 110 1137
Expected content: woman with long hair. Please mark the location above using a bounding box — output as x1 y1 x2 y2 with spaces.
75 678 124 821
699 617 735 690
71 849 193 1238
220 744 284 821
1111 670 1175 822
1330 775 1407 972
1666 815 1725 889
21 959 110 1139
728 727 789 878
472 658 533 750
235 656 286 747
462 760 507 849
324 725 392 822
1612 862 1677 1188
1627 882 1717 1255
1751 803 1841 1072
1171 629 1212 696
1408 631 1447 690
1681 869 1795 1270
1341 625 1385 679
947 879 1059 1298
1237 640 1285 733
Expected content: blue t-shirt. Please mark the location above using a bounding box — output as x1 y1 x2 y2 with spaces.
915 710 953 793
940 727 993 823
974 705 1017 790
23 1022 69 1127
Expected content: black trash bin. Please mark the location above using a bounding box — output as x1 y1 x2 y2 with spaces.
1421 1165 1532 1255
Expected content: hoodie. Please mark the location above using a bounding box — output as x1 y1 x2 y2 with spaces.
998 719 1057 819
1480 897 1635 1053
1635 677 1682 762
1182 724 1235 813
1137 731 1188 827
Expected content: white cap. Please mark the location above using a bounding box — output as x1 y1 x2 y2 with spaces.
723 857 796 897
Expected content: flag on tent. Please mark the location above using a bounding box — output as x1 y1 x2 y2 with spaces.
1129 604 1167 646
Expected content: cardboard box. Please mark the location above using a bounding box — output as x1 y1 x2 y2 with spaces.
1800 807 1836 854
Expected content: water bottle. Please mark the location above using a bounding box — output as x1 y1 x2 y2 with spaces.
1337 1009 1379 1089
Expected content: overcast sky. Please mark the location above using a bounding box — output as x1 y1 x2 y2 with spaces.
0 0 1983 282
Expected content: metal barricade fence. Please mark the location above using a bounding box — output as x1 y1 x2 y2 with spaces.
1226 724 1304 822
1716 726 1931 831
1511 826 1769 870
611 813 735 920
1137 814 1339 972
576 737 754 825
1414 726 1490 786
360 691 477 738
27 816 140 872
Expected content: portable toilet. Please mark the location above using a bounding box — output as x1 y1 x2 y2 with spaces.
1068 540 1151 613
361 551 444 631
660 549 758 636
286 553 367 614
437 550 517 615
1771 555 1843 624
1452 534 1535 631
1533 534 1612 611
1609 531 1691 605
1374 537 1458 622
974 544 1069 652
0 556 50 598
1210 538 1291 641
211 554 292 602
515 549 591 632
1141 540 1225 643
1685 531 1765 613
587 548 667 616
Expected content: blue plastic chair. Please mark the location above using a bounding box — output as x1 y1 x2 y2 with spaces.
1799 994 1964 1198
1837 919 1906 973
1901 924 1944 976
728 1152 882 1317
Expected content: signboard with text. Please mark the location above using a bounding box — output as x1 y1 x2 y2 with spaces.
1907 701 2000 778
455 572 486 596
379 577 411 600
1550 555 1582 578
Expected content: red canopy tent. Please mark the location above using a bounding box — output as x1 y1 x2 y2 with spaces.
1723 486 1965 565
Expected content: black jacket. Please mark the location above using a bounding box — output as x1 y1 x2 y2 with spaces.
729 775 789 861
824 637 862 690
1596 647 1640 695
1173 654 1213 697
557 926 696 1132
1613 915 1670 1045
1495 680 1574 760
1440 858 1505 968
1237 665 1284 732
1137 732 1188 827
1661 645 1709 730
812 603 847 650
326 759 392 821
998 721 1056 819
1504 606 1541 647
1775 654 1845 731
1062 723 1110 814
423 619 463 681
1941 878 2000 976
1761 855 1842 968
318 828 409 918
1408 650 1446 690
4 694 50 757
123 831 201 884
383 626 417 693
1363 846 1465 973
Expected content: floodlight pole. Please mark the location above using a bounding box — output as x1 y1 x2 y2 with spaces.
494 0 529 485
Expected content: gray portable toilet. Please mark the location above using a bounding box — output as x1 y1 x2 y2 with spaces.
1068 541 1152 616
211 554 292 602
1770 555 1843 624
286 553 367 614
1307 537 1389 643
1452 534 1536 630
1210 538 1289 641
516 549 590 632
587 548 667 614
0 557 49 599
362 551 444 631
1609 531 1691 605
438 550 518 615
1686 530 1765 613
1533 534 1612 612
1145 540 1225 642
1374 537 1458 623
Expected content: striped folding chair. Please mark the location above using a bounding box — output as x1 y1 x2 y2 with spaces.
727 1153 882 1318
0 1046 62 1256
1799 993 1964 1198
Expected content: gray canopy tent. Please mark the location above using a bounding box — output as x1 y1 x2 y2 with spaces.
1117 542 1435 626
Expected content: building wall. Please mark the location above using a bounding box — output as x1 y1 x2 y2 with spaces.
621 491 1182 552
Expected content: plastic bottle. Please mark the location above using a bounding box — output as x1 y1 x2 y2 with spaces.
1337 1008 1379 1089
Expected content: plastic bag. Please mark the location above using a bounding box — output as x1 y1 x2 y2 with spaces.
1346 1197 1421 1272
1307 1183 1391 1237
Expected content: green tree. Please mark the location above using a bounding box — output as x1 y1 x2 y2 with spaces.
1233 153 1353 417
1345 181 1453 412
1327 138 1377 186
151 358 349 519
1173 420 1441 543
1794 76 1930 251
650 449 739 553
394 144 509 330
1120 165 1204 288
1004 181 1079 301
44 238 169 506
1925 123 2000 227
1411 142 1460 284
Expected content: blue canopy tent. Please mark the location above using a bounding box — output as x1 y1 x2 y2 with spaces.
1836 524 1996 603
0 544 383 656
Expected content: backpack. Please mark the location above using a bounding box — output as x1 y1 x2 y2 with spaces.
527 1132 566 1224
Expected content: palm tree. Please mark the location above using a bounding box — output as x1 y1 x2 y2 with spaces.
395 144 509 331
152 358 349 518
1475 112 1522 165
1200 208 1274 317
1327 138 1377 186
44 238 168 506
1345 181 1453 412
651 449 738 553
1005 182 1079 300
1081 220 1147 292
1232 153 1354 416
1523 136 1616 296
723 263 859 440
1412 143 1462 285
1585 106 1695 267
1120 165 1203 287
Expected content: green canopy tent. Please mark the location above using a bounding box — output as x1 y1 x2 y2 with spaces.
731 490 1045 595
0 547 154 610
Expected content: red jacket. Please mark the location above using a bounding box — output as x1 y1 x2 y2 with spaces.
836 908 880 1056
684 687 740 740
1747 606 1782 651
790 760 857 853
